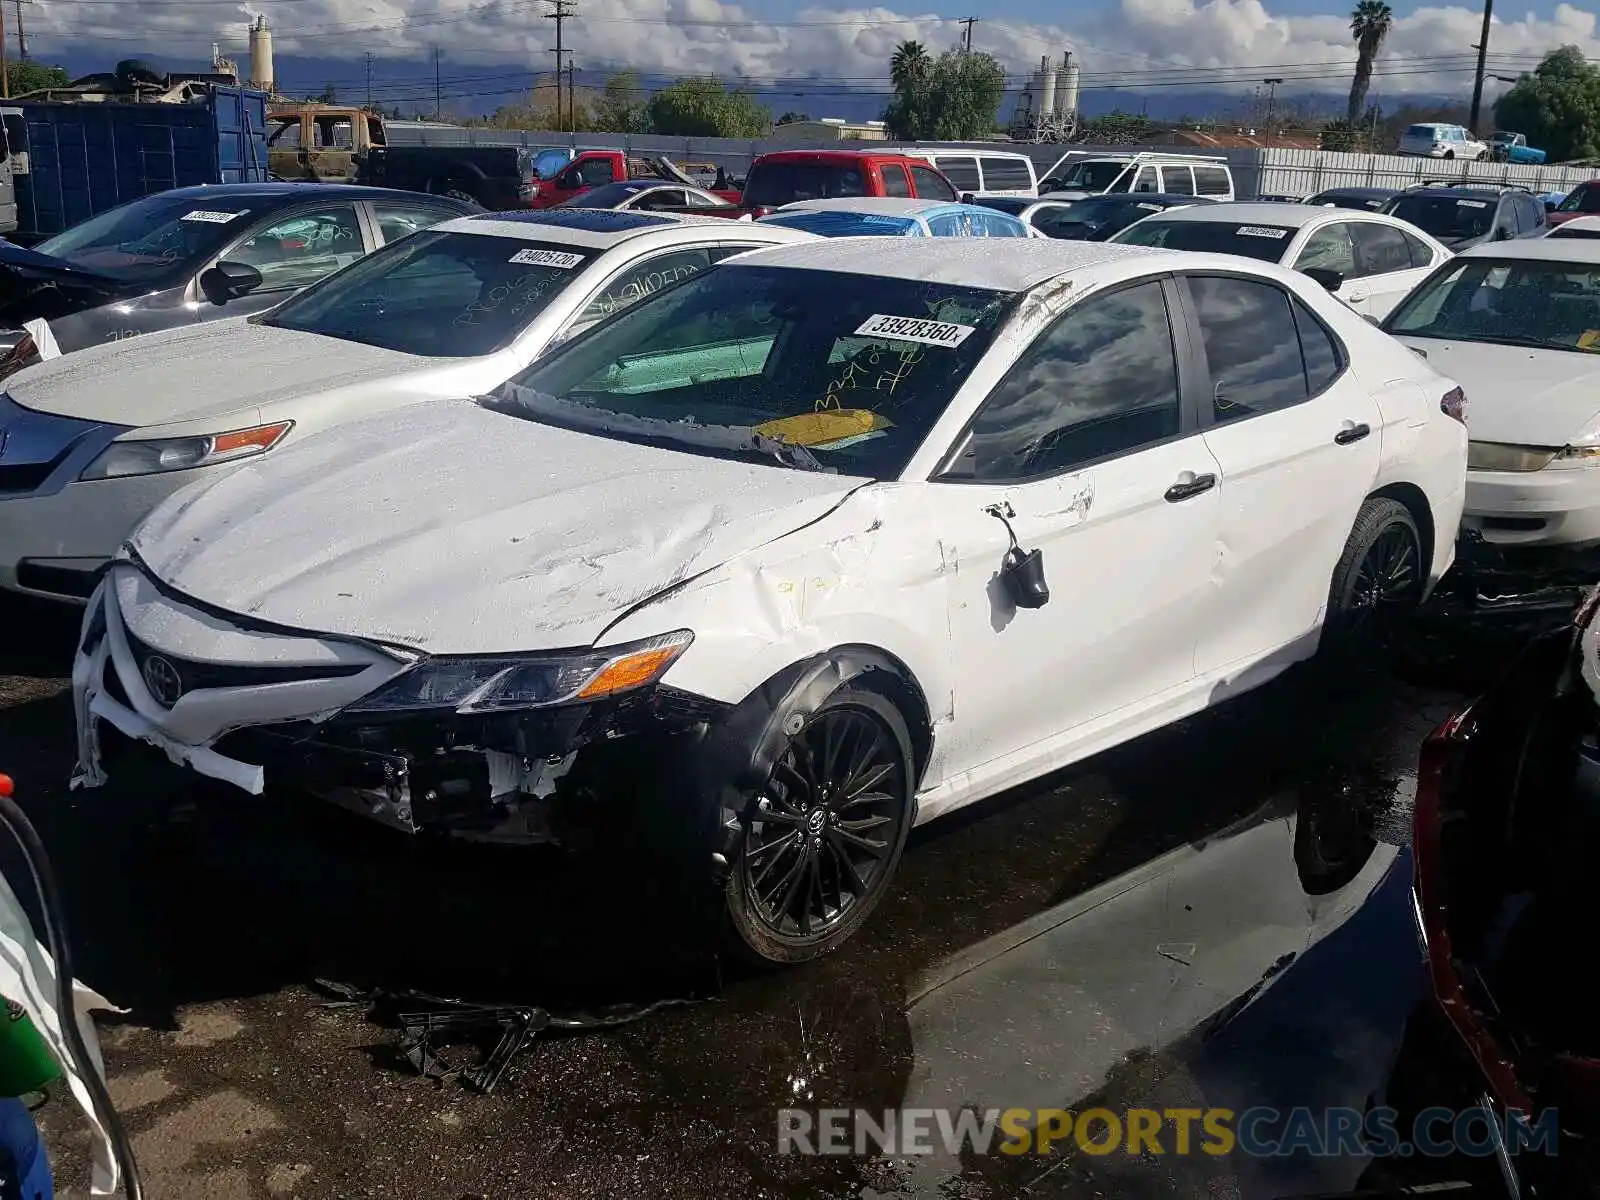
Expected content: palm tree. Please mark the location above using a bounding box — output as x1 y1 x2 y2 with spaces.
1346 0 1393 124
890 40 931 92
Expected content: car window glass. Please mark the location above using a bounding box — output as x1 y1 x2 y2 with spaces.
1132 166 1159 193
225 204 365 291
1030 205 1084 238
572 247 715 330
1294 223 1357 276
1398 228 1434 268
632 189 688 211
881 164 911 197
576 158 616 187
267 118 301 149
910 164 957 200
926 212 968 237
1293 299 1342 393
371 200 455 245
1160 165 1195 196
1193 166 1231 196
1188 275 1310 423
1349 221 1412 277
979 156 1033 191
957 280 1181 481
935 157 981 192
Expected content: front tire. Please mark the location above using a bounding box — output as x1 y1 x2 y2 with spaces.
1323 497 1425 656
723 687 915 966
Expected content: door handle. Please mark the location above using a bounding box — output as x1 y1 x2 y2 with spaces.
1334 422 1372 445
1346 290 1368 302
1164 472 1217 502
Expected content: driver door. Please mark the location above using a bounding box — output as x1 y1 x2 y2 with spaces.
932 276 1221 785
185 201 373 325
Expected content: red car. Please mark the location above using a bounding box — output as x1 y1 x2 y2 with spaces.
735 150 961 218
1413 587 1600 1193
1546 180 1600 226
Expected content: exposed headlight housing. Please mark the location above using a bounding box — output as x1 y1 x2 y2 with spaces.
78 421 293 481
1466 441 1557 472
340 630 694 716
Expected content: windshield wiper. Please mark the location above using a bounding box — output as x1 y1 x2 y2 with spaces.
749 432 826 472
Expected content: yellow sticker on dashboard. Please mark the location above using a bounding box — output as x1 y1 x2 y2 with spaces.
1581 329 1600 349
755 409 893 448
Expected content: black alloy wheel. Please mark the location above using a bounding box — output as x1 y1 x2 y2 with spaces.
725 687 914 965
1324 496 1424 656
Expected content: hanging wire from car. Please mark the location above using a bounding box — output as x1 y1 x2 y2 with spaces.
0 773 144 1200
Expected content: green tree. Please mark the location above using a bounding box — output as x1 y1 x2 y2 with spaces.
7 62 69 97
1080 109 1155 144
645 76 769 137
592 71 650 133
885 47 1005 140
1494 45 1600 161
1346 0 1393 124
314 83 339 104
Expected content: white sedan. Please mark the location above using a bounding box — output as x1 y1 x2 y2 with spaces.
72 238 1467 965
0 210 814 601
1382 237 1600 549
1110 202 1451 319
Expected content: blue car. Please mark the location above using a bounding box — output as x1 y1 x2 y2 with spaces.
757 197 1035 238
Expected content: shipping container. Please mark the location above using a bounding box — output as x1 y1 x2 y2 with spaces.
7 85 269 242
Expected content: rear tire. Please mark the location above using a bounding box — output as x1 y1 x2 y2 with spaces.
722 686 915 967
1322 497 1425 658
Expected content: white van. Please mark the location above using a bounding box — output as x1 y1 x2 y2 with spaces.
1039 152 1234 202
1398 123 1488 161
898 149 1039 197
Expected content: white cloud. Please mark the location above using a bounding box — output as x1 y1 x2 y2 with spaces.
28 0 1600 104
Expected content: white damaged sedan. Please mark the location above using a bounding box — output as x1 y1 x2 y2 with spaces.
72 238 1467 964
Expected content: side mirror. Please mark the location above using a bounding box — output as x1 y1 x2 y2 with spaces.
556 170 581 189
198 260 264 305
1495 226 1513 241
960 192 976 204
1363 314 1381 326
1040 178 1062 191
1301 266 1345 292
1000 545 1050 609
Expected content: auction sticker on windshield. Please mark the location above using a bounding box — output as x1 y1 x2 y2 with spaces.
854 314 976 347
181 210 248 224
509 248 585 269
1457 200 1489 208
1236 226 1289 238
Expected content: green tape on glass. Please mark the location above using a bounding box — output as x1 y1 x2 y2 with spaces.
0 996 63 1096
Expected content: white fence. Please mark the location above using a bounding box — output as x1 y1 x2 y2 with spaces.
1240 147 1596 198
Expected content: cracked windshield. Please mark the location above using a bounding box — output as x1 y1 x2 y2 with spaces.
260 231 599 355
500 264 1013 477
1386 257 1600 352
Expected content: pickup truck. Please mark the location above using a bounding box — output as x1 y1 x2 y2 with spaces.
272 104 544 210
1487 132 1548 164
525 149 742 208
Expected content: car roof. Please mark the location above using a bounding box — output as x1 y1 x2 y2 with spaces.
1550 215 1600 232
1457 237 1600 264
1076 192 1214 205
724 236 1216 291
1127 201 1337 228
777 197 940 216
436 207 788 247
1313 187 1398 198
754 149 928 165
149 182 449 203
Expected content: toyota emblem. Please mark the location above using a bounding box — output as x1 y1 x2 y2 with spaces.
141 655 184 706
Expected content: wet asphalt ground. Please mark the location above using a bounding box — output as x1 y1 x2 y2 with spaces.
0 582 1578 1199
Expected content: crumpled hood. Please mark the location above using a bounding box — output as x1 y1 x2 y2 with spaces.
0 241 133 327
5 319 423 428
1393 337 1600 444
131 399 869 654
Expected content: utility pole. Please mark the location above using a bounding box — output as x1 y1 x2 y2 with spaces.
2 0 9 100
14 0 27 62
364 51 374 109
545 0 575 132
1468 0 1493 135
433 46 441 119
1263 77 1282 131
567 60 576 131
958 16 978 52
1370 101 1381 151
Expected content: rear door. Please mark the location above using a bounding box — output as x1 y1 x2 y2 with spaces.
1348 220 1432 318
1180 273 1381 674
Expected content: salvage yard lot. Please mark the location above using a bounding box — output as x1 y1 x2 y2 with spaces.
0 590 1537 1199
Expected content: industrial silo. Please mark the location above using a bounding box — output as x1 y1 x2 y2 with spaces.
1055 51 1080 117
